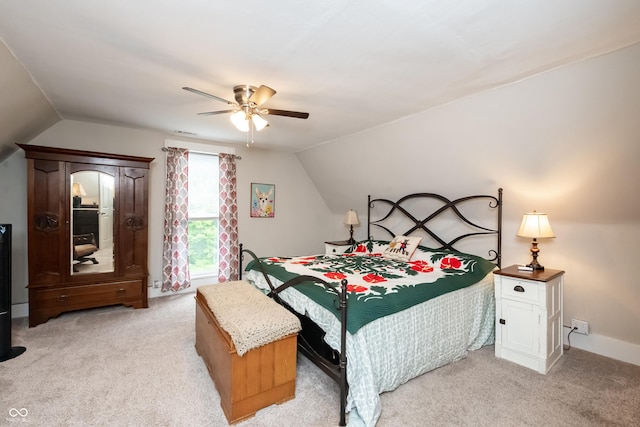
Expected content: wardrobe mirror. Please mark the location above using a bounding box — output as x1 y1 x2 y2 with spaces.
70 171 115 275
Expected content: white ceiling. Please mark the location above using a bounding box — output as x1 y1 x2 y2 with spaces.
1 0 640 152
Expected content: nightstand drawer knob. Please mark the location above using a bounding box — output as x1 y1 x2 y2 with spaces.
499 319 506 325
513 285 525 292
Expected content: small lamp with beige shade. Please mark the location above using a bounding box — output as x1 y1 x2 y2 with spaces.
516 210 555 271
344 209 360 245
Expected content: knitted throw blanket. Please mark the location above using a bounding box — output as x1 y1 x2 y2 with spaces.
198 280 301 356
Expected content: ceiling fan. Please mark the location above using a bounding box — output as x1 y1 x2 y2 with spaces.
183 85 309 133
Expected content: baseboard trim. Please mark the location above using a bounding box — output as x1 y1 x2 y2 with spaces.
15 299 636 365
564 329 640 366
147 275 217 299
10 303 28 319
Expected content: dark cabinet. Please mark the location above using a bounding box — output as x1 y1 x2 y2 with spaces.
73 209 99 247
18 144 154 327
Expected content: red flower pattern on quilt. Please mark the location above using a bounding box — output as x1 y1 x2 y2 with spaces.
347 284 368 293
409 260 434 273
362 273 387 283
292 256 317 265
440 257 462 269
324 271 347 280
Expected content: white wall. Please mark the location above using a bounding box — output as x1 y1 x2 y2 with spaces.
297 43 640 363
0 40 60 161
0 151 28 306
2 119 332 306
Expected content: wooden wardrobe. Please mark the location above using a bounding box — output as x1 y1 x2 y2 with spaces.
18 144 153 327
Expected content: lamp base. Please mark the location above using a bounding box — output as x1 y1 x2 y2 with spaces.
526 262 545 271
527 238 544 270
348 225 355 246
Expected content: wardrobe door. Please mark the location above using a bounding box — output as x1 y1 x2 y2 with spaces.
119 167 149 278
27 158 66 286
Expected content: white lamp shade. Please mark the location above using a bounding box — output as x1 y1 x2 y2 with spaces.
251 114 269 131
72 182 87 197
230 110 249 132
344 209 360 226
517 211 555 238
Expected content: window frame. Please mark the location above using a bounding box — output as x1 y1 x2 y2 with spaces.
164 139 237 282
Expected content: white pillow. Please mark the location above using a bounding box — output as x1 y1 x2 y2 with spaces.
382 235 423 262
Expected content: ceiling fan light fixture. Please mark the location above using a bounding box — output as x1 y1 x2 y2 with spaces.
185 84 309 134
251 113 269 131
230 110 249 132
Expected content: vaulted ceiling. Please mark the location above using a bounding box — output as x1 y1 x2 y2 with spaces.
1 1 640 159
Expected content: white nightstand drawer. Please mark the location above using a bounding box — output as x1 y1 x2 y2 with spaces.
500 279 539 303
324 241 351 255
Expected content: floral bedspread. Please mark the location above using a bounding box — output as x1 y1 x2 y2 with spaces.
245 244 496 333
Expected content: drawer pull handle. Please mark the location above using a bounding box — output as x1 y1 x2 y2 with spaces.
514 285 525 292
116 288 126 295
57 294 69 302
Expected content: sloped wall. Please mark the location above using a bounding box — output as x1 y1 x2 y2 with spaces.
298 43 640 360
0 39 59 161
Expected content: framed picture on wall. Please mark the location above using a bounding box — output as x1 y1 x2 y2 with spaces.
250 183 275 218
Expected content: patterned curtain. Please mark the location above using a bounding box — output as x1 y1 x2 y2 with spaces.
162 147 191 292
218 153 239 282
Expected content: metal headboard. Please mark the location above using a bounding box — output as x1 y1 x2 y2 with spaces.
367 188 503 267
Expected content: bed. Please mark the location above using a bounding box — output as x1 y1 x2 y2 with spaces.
240 190 502 426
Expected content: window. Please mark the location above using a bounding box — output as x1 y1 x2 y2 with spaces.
188 152 219 276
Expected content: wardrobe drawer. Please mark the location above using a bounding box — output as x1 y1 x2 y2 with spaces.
35 280 142 309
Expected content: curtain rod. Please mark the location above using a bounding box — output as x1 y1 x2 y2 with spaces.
162 147 241 160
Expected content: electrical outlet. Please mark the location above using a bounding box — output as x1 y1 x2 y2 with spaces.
571 319 589 335
153 280 160 289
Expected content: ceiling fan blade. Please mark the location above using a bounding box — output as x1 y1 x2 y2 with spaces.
182 87 236 105
197 109 236 116
263 108 310 119
249 85 276 107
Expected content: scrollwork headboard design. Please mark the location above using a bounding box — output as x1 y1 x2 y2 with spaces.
367 188 503 267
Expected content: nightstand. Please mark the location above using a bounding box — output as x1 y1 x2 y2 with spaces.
324 240 352 255
494 265 565 374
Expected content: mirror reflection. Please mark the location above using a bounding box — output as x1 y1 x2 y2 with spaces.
71 171 115 275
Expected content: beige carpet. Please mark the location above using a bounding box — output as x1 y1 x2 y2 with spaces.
2 293 639 426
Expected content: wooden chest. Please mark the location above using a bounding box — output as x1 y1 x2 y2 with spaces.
195 290 297 424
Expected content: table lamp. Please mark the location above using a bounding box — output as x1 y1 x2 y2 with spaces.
72 182 87 208
516 210 555 271
344 209 360 245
